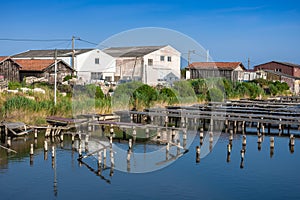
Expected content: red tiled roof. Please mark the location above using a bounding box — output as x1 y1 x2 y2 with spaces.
14 59 55 71
0 56 9 63
187 62 244 70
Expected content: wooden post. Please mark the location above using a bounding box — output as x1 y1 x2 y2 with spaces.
72 135 75 144
289 134 295 146
196 146 200 163
227 144 231 163
278 119 282 135
240 149 245 160
199 128 204 139
60 133 63 142
30 144 34 165
44 141 48 152
128 138 132 149
270 137 275 158
166 143 170 153
109 136 113 147
7 136 11 148
78 143 82 158
145 128 149 139
270 137 275 148
177 140 180 155
257 134 262 151
110 124 114 135
98 149 102 168
242 135 247 146
34 129 38 139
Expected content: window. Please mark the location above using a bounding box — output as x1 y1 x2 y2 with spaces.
148 59 153 66
275 69 282 72
91 72 102 80
95 58 100 64
160 56 165 61
167 56 172 62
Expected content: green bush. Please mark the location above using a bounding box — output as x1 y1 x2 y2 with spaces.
207 88 224 102
8 81 22 90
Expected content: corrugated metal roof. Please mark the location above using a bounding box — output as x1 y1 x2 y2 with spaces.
103 45 166 57
12 49 94 58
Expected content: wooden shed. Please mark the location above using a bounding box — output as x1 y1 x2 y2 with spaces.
186 62 245 82
0 56 21 82
15 59 74 84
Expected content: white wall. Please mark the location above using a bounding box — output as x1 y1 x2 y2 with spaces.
76 49 116 82
143 45 181 85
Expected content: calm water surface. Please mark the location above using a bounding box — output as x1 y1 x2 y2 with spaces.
1 129 299 200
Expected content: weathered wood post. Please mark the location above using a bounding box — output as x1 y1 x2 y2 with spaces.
227 144 231 163
30 143 34 165
240 149 245 161
242 135 247 146
177 140 181 155
109 136 113 147
110 149 114 177
278 119 282 135
165 115 169 127
43 140 48 160
98 148 102 169
196 146 200 163
145 128 149 139
71 134 75 144
110 124 114 135
127 149 131 172
7 136 11 148
289 134 295 146
128 138 132 149
85 135 89 152
78 142 82 158
257 134 262 151
270 137 275 158
102 148 107 168
183 129 187 149
171 126 175 140
34 129 38 139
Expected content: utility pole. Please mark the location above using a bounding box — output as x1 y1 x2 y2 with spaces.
54 49 57 106
248 58 250 70
72 36 75 70
188 50 195 66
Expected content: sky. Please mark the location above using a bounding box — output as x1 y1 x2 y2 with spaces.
0 0 299 68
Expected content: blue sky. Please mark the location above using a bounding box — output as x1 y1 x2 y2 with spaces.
1 0 299 67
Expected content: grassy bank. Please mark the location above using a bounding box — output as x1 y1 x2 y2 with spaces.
0 78 291 125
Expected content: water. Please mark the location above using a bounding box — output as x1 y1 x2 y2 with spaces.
1 130 300 200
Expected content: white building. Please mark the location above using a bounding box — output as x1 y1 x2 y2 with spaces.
12 49 116 83
103 45 181 86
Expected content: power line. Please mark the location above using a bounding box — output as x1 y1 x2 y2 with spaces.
0 38 70 42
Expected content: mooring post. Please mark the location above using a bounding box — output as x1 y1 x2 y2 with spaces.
177 140 181 155
199 128 204 139
227 144 231 163
278 119 282 135
171 125 175 139
145 128 149 139
240 149 245 161
30 144 34 165
71 134 75 144
128 138 132 149
196 146 200 163
78 143 82 158
289 134 295 146
110 124 114 135
229 130 233 142
242 135 247 146
109 136 113 147
166 142 170 154
34 129 38 139
98 149 102 168
270 137 275 158
165 116 169 127
7 136 11 148
270 137 275 148
44 141 48 152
